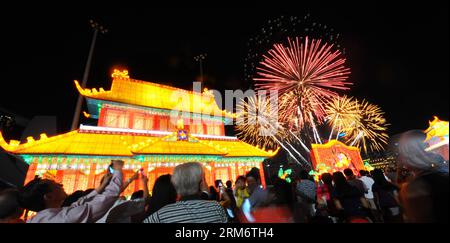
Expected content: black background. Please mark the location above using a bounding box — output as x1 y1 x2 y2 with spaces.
0 1 448 139
1 222 438 241
0 0 447 235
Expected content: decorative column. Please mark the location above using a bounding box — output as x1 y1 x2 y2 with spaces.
227 166 232 183
220 124 225 136
202 162 210 187
128 110 135 129
56 170 64 184
139 162 148 191
147 163 156 191
202 122 208 135
87 163 97 188
212 162 217 185
153 115 160 130
98 106 107 126
259 162 267 188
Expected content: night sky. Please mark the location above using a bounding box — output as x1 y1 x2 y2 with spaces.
1 3 449 140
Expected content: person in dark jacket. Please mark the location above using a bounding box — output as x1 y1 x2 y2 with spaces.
397 130 449 223
371 169 403 223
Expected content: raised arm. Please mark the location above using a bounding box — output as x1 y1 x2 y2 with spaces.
141 174 149 199
121 170 139 193
70 173 113 207
58 161 124 222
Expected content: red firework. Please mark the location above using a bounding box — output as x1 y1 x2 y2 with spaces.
254 36 351 130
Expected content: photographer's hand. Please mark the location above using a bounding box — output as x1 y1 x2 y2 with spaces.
141 174 149 199
96 173 112 193
121 170 139 193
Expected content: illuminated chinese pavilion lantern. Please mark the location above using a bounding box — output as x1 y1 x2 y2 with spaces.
0 69 277 195
424 116 449 161
309 140 365 180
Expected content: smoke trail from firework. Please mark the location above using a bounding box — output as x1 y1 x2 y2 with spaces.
254 37 351 131
272 136 308 166
288 130 310 153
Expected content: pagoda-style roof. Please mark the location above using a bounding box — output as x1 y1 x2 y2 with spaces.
424 116 448 142
131 132 227 156
201 139 276 157
0 126 277 159
311 139 361 151
75 69 234 119
0 130 154 157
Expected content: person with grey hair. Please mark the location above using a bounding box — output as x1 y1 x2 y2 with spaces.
397 130 449 223
143 162 228 223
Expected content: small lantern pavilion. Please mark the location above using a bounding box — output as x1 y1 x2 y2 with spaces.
309 140 365 179
424 116 449 161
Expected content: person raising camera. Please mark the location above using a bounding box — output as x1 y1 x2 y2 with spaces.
20 160 124 223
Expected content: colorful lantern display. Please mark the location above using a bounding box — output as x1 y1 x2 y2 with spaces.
0 70 277 195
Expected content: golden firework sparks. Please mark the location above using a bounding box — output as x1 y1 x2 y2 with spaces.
344 99 389 153
235 95 284 150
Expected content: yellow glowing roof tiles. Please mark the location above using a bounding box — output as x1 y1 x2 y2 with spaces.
0 131 153 157
75 76 234 118
134 133 226 155
425 116 449 141
311 139 360 151
201 139 275 157
0 131 276 158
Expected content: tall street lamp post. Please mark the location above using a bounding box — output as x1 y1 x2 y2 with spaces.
194 53 207 83
70 20 107 131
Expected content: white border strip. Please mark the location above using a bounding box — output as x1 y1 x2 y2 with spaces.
192 133 237 140
80 124 171 136
79 124 237 140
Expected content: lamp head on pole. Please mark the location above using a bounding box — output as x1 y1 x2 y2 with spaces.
89 19 108 34
194 53 207 62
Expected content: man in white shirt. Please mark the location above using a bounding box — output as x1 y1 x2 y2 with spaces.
359 170 376 210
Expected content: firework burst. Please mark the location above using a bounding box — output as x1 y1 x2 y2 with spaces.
344 99 389 153
235 95 284 150
245 14 345 83
254 36 352 130
325 95 360 139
